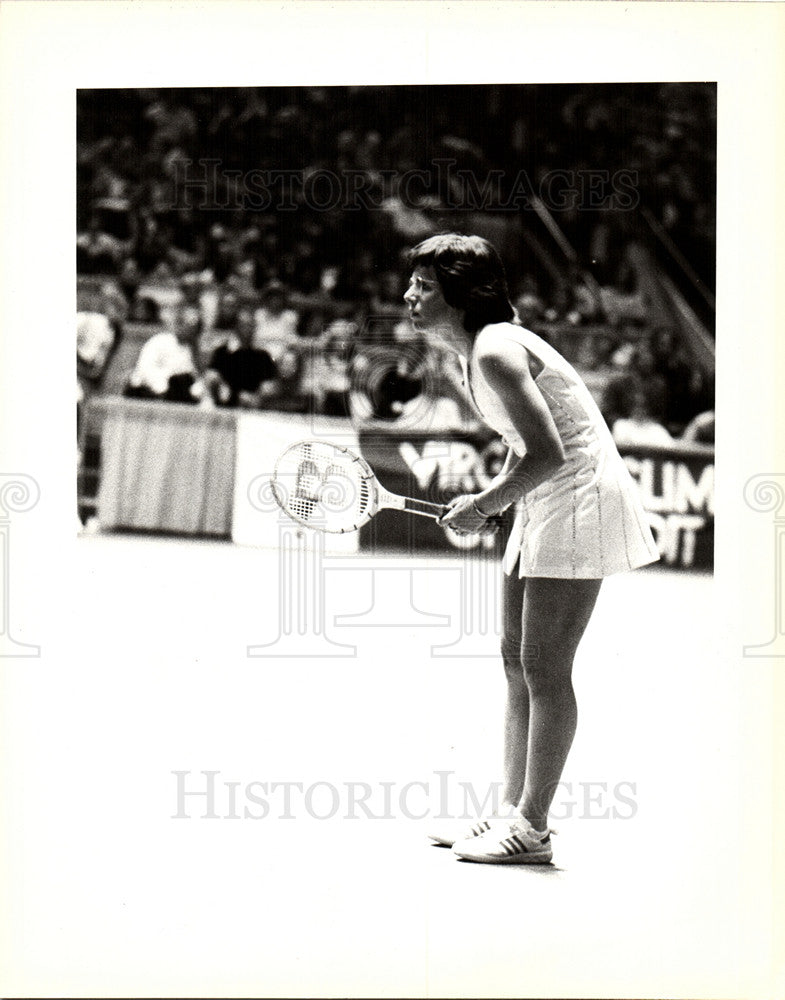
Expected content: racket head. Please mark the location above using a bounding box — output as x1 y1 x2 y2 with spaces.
269 439 379 533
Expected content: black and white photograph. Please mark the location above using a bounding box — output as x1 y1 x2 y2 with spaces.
1 2 783 998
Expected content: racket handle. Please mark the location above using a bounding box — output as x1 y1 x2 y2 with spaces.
403 497 449 520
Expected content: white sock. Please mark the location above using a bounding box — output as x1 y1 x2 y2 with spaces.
512 809 548 838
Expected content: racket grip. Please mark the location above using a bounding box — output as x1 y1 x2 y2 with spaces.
403 497 449 519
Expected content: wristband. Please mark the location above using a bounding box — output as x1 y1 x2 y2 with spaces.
472 497 494 519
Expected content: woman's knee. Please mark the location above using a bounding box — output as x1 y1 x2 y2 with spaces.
500 635 525 681
521 646 575 695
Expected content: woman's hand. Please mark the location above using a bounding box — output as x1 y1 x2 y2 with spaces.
438 494 497 536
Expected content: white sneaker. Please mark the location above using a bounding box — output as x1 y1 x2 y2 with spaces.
452 816 553 864
427 816 509 848
428 819 493 847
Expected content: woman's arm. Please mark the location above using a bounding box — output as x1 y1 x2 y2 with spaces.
441 338 566 531
476 343 565 511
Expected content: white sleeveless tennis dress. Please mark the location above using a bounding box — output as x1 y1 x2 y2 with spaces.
461 324 660 579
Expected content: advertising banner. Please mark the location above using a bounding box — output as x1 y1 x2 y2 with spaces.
620 443 714 570
358 432 714 570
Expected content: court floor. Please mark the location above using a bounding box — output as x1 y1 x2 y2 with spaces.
3 532 774 998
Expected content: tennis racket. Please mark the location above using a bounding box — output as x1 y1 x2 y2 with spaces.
269 439 448 534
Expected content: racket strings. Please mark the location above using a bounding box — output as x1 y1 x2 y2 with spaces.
274 442 375 531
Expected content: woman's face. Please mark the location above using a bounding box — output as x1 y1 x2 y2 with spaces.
403 266 455 334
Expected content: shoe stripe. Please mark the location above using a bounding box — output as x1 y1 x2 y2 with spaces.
508 834 528 854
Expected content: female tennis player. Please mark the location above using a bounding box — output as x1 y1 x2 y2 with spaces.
404 234 659 864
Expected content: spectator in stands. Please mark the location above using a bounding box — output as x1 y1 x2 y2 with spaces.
178 271 216 360
203 305 278 408
371 350 427 421
124 304 206 404
77 309 116 390
631 343 667 423
516 276 547 325
77 281 126 409
570 278 602 325
377 270 405 306
600 342 637 428
598 284 647 328
649 326 700 431
226 257 259 300
127 295 161 324
115 258 164 327
261 347 305 412
347 318 428 423
76 214 129 275
611 389 674 448
204 224 237 285
312 319 356 418
600 341 667 430
349 321 479 433
253 281 299 357
213 288 241 333
118 257 142 307
144 94 197 159
134 213 172 276
179 271 203 308
351 352 420 422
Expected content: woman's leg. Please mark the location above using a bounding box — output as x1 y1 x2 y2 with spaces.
500 568 529 808
517 576 602 831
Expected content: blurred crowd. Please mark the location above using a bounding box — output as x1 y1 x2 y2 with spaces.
77 85 715 445
77 269 713 446
77 273 477 433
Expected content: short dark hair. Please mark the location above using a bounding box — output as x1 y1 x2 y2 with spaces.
407 233 514 335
